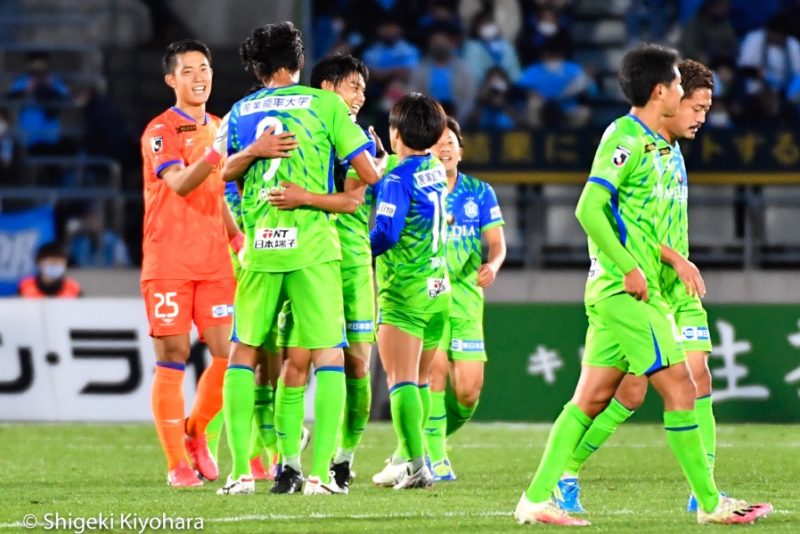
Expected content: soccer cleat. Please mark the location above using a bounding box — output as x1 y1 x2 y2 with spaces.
167 459 203 488
697 496 772 525
270 465 304 494
185 433 218 481
250 457 269 480
216 474 255 495
555 477 586 513
301 427 311 451
513 493 591 526
687 491 729 512
430 459 457 481
372 459 408 487
331 461 352 493
303 472 345 495
267 453 280 481
393 464 434 490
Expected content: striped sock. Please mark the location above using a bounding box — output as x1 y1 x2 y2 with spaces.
664 410 719 513
424 390 448 463
223 365 256 479
695 395 716 473
566 397 634 475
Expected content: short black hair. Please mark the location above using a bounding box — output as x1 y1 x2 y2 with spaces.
388 93 447 151
240 21 304 81
445 116 463 147
162 39 212 75
36 241 66 262
679 59 714 99
618 44 680 107
310 54 369 89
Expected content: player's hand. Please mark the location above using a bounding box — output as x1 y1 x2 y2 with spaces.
268 182 308 210
368 125 388 173
674 256 706 298
623 267 649 302
477 263 498 288
248 126 298 159
212 118 229 155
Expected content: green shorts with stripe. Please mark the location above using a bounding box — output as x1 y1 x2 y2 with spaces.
233 261 346 350
342 263 376 344
583 293 686 376
379 305 450 351
663 279 712 353
443 316 487 362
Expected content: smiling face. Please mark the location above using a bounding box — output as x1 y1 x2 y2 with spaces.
323 72 366 116
431 127 462 175
165 51 212 107
664 87 713 141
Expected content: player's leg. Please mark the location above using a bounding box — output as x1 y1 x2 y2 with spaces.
250 351 279 480
444 317 487 437
424 348 449 474
205 410 224 462
142 279 201 487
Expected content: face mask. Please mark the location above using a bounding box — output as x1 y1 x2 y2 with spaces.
543 59 562 71
0 121 7 136
479 24 499 41
41 263 66 280
537 21 558 36
430 45 452 61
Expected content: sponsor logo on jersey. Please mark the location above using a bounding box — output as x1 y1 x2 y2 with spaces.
346 320 374 333
414 167 447 188
240 95 313 115
490 206 502 220
696 326 710 341
150 136 163 153
450 338 485 352
254 228 298 249
212 304 234 318
464 199 479 219
427 275 451 298
612 145 631 167
644 142 657 153
376 202 396 216
449 224 477 239
176 124 197 133
682 326 696 340
587 256 602 279
653 183 688 201
659 147 672 156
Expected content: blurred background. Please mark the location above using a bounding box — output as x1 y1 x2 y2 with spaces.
1 0 799 423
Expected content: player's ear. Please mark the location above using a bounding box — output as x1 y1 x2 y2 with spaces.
164 74 176 89
321 80 335 92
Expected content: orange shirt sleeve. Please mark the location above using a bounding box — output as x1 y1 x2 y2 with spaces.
143 120 184 178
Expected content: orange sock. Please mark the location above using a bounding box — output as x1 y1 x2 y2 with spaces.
151 362 186 470
186 356 227 438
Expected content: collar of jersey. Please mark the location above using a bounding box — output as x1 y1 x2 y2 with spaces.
626 113 668 143
170 106 207 125
257 83 298 94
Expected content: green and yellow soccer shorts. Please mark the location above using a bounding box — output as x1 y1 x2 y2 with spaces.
663 280 712 353
583 293 686 376
378 305 450 351
233 261 347 350
442 316 487 362
342 263 376 344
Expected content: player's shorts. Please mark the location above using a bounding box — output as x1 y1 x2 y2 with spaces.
233 261 346 350
665 282 712 353
583 293 685 376
379 306 449 351
342 263 376 344
141 278 235 338
443 316 487 362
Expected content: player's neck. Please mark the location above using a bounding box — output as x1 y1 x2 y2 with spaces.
659 128 677 145
447 169 458 189
173 101 206 123
397 146 428 160
263 70 298 89
629 105 662 136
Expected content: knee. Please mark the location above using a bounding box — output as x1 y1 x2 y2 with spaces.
689 365 713 397
344 356 369 379
615 382 648 411
455 380 483 408
281 359 309 387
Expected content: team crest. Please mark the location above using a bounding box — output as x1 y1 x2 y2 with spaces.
612 146 630 167
464 199 479 219
150 136 163 153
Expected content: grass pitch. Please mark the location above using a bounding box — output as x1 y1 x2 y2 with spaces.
0 422 797 532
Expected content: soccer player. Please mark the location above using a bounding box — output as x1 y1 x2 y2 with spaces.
217 22 380 496
555 59 721 514
424 117 506 481
370 93 449 490
512 44 771 526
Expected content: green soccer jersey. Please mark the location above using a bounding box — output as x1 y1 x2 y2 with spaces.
658 141 690 294
371 154 450 312
583 114 671 305
227 85 370 273
445 173 504 319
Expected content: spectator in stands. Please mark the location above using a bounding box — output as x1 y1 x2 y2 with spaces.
67 205 131 268
679 0 738 66
18 242 81 298
416 1 463 47
626 0 676 45
466 66 525 130
463 10 521 83
706 58 736 128
516 3 573 66
729 0 784 36
362 19 421 111
0 108 22 183
6 52 71 155
738 16 800 93
344 0 427 46
516 37 593 128
410 27 476 121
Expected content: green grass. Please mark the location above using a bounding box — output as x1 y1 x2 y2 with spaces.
0 423 797 532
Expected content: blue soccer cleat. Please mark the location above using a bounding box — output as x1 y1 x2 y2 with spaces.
555 477 586 513
430 459 457 481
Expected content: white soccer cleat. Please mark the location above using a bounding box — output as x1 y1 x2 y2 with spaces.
216 474 255 495
372 459 408 487
393 463 434 490
697 495 773 525
513 493 591 526
303 472 345 495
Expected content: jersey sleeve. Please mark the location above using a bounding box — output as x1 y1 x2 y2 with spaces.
586 122 642 194
226 104 242 156
479 183 504 231
370 173 410 256
142 121 183 178
327 95 371 163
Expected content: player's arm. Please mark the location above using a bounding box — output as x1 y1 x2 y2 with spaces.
159 151 221 197
221 125 298 182
268 181 366 214
370 175 410 256
478 226 506 288
661 244 706 298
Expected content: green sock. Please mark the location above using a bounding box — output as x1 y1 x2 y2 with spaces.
254 385 277 456
222 366 255 479
275 378 305 472
205 410 224 461
248 417 263 459
444 387 477 436
390 382 424 461
418 383 431 440
566 398 634 475
425 390 448 463
338 374 371 463
664 410 719 513
310 368 346 482
525 402 592 503
695 395 716 473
